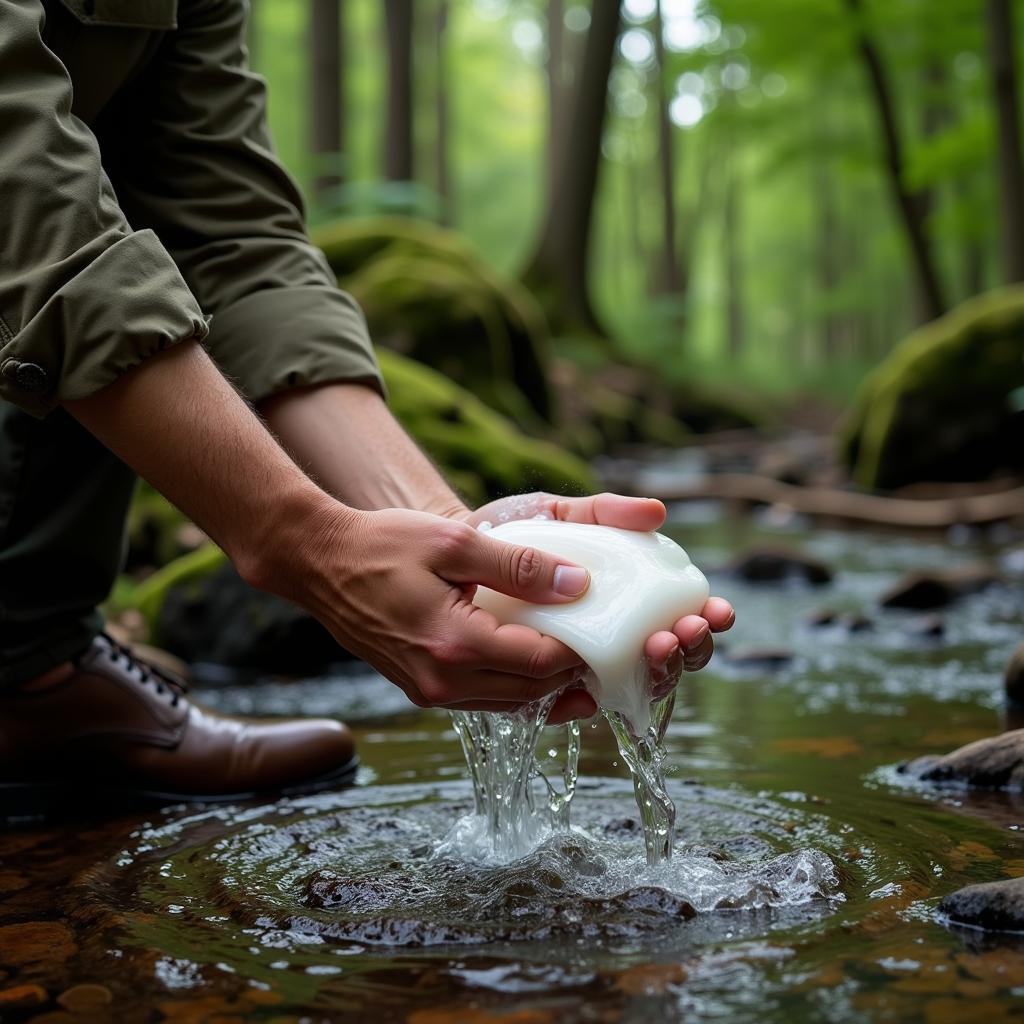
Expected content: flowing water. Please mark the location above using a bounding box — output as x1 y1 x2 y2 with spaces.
3 504 1024 1022
447 685 675 866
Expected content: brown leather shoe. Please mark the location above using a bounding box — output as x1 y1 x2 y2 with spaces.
0 634 358 816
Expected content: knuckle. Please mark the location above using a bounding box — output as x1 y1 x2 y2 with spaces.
427 639 463 668
510 545 544 590
433 521 474 562
417 674 453 706
526 645 556 679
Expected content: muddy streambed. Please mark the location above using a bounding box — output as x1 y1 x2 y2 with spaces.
3 506 1024 1022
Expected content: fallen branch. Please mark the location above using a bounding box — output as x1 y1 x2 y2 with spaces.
600 472 1024 529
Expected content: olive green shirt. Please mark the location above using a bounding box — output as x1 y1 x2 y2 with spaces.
0 0 383 418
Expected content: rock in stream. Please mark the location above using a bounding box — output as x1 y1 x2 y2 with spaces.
941 877 1024 933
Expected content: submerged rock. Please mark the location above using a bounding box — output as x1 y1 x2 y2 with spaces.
841 285 1024 489
879 565 1001 610
901 729 1024 789
726 546 833 586
721 647 794 672
941 877 1024 933
1005 643 1024 707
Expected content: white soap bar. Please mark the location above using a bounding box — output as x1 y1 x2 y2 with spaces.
473 520 709 735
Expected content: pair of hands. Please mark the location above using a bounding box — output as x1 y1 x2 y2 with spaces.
304 491 734 725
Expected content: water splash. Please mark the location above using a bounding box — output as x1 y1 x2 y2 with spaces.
448 686 676 866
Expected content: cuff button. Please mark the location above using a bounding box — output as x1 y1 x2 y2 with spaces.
13 362 49 393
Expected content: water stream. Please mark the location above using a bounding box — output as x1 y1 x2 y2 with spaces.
448 676 677 866
4 510 1023 1022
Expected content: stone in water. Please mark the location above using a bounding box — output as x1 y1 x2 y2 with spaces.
473 521 709 735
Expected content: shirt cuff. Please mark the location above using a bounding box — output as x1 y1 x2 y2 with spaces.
0 229 209 418
203 285 385 402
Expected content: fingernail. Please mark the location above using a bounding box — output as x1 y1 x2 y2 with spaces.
686 623 709 650
553 565 589 596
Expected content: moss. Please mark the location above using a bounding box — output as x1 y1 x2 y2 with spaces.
312 217 553 423
842 286 1024 489
379 349 596 504
121 543 228 635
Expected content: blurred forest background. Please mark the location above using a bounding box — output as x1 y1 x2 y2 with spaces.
250 0 1024 400
118 0 1024 666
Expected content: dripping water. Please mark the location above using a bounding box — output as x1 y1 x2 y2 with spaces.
449 686 674 865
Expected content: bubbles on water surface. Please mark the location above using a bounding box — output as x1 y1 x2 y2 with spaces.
106 782 844 956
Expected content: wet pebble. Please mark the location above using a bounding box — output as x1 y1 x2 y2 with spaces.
0 984 47 1009
941 877 1024 934
880 565 1001 610
722 647 794 672
56 984 112 1013
725 546 833 586
0 922 75 969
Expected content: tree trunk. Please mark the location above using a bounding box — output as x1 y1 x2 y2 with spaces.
383 0 414 181
435 0 452 224
844 0 946 322
523 0 622 336
545 0 566 205
985 0 1024 282
651 0 679 295
310 0 344 200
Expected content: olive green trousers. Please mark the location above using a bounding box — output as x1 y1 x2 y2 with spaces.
0 401 134 685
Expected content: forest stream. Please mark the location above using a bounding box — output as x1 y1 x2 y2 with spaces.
3 497 1024 1023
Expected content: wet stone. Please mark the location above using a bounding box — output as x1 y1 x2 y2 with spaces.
0 922 75 969
941 877 1024 934
56 984 112 1013
0 983 47 1009
1005 643 1024 707
901 729 1024 790
880 565 1001 610
726 546 833 586
722 647 794 672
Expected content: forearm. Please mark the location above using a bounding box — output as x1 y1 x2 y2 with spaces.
259 382 468 517
63 341 343 580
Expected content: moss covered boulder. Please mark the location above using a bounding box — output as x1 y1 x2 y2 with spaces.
843 287 1024 489
379 349 595 506
312 217 553 425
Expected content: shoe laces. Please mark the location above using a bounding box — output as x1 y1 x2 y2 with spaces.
99 632 189 708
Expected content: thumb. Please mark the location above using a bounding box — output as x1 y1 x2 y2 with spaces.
447 530 590 603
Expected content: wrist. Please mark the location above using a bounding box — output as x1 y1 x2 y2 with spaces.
235 477 361 602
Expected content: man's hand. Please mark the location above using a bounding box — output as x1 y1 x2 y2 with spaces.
456 491 735 725
263 505 597 712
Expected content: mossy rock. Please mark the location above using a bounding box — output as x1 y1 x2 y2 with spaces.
842 287 1024 489
379 349 595 505
312 217 552 424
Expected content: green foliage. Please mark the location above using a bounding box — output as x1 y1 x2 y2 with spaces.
842 286 1024 489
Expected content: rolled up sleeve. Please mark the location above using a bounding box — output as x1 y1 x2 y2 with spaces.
96 0 383 403
0 0 208 417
